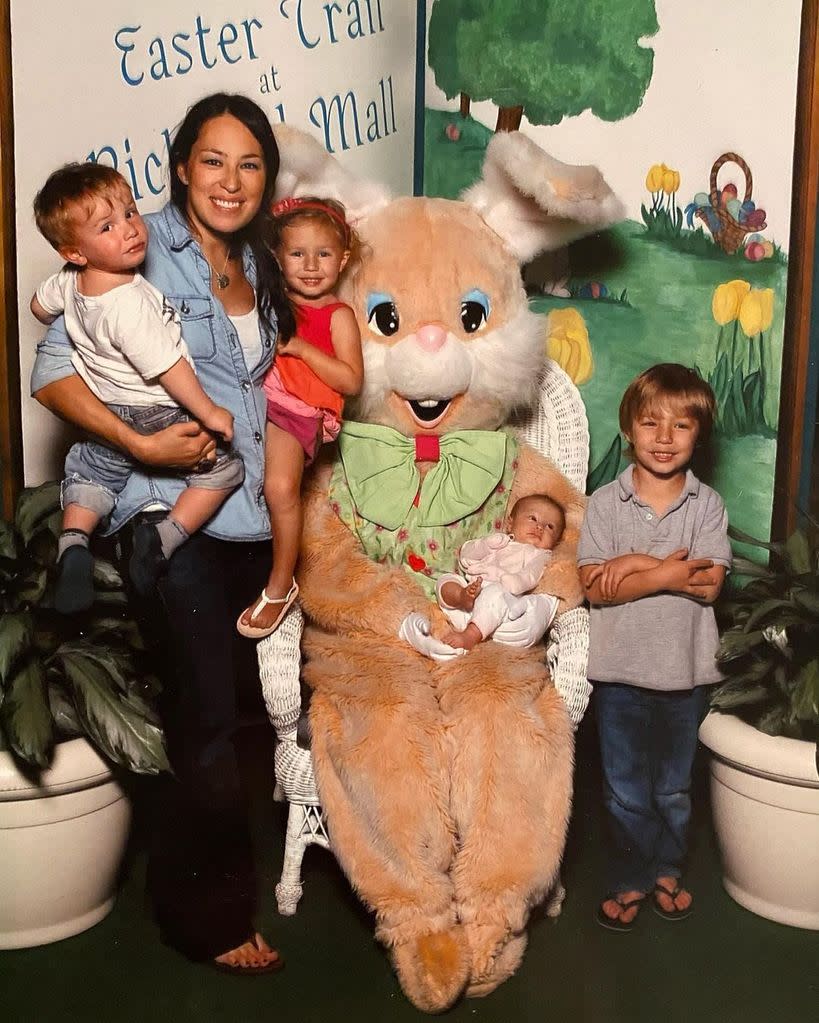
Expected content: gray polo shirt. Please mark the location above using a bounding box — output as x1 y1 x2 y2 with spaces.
577 466 732 690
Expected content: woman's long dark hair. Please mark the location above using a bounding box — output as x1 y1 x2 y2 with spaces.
169 93 295 342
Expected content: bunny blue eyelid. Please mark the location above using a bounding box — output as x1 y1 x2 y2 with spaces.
367 292 394 316
462 289 490 316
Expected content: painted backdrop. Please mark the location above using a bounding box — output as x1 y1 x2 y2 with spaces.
13 0 417 484
424 0 803 540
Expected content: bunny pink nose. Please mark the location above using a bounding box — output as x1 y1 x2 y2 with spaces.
415 323 447 352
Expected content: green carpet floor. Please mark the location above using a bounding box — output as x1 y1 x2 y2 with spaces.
1 716 816 1023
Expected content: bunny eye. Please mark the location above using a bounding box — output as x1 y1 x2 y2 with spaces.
367 292 400 337
460 289 490 333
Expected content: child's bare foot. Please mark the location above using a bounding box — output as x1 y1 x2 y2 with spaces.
237 578 299 637
597 890 644 931
440 577 483 612
653 877 693 919
442 623 483 650
214 932 283 973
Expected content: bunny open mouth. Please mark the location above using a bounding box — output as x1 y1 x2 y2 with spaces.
406 398 451 427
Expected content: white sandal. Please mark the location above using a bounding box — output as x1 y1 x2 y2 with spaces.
236 579 299 639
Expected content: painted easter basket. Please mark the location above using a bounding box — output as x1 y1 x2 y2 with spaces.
696 152 764 254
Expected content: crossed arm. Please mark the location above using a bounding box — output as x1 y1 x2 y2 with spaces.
580 550 726 606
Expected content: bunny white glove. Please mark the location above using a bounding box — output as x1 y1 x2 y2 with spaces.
492 593 558 648
398 612 466 662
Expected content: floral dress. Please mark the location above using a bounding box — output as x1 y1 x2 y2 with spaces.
328 432 519 601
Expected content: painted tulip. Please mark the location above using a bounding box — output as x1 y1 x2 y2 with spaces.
645 164 666 192
738 288 774 336
662 168 680 195
712 280 751 325
546 307 594 385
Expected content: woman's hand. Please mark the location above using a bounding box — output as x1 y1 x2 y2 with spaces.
130 419 217 470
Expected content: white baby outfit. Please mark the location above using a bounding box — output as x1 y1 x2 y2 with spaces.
437 532 559 640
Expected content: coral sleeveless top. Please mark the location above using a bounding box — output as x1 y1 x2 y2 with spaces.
274 301 347 417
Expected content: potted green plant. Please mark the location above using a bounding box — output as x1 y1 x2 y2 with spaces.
699 523 819 930
0 481 167 949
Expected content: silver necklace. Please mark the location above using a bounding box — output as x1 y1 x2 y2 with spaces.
208 249 231 290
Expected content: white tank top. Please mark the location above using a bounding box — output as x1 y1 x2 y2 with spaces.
228 303 262 372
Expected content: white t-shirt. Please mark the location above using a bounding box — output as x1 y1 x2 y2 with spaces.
35 269 193 406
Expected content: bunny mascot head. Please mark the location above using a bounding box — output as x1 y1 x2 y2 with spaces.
272 125 622 1012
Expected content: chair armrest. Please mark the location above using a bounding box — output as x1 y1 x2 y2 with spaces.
512 359 590 492
257 605 304 740
546 605 591 728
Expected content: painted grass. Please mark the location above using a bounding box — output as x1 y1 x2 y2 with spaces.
424 109 787 537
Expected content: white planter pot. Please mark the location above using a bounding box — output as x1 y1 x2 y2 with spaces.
698 711 819 929
0 737 132 949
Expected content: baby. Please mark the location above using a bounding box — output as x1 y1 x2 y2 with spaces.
31 162 243 613
437 493 564 650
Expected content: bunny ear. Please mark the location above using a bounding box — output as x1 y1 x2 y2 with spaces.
462 131 625 263
272 124 392 226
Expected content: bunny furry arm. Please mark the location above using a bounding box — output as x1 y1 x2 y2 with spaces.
298 464 430 638
507 444 586 613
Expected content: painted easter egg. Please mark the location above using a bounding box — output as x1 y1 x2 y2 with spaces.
726 198 742 219
578 281 608 299
745 241 765 261
761 240 775 258
694 191 710 207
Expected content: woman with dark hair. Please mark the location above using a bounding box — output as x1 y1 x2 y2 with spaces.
31 93 293 972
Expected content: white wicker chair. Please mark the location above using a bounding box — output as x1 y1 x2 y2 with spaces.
258 359 591 915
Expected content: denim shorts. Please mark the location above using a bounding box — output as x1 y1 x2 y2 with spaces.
62 403 244 520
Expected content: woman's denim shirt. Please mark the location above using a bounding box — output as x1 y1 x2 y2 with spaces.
30 203 276 541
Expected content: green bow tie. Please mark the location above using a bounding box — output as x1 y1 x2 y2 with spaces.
337 421 508 530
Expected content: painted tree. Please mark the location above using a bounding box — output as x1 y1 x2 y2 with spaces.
428 0 659 132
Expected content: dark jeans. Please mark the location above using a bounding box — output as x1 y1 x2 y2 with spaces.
594 681 709 895
121 517 271 961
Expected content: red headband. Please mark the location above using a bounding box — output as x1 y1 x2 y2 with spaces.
271 196 350 245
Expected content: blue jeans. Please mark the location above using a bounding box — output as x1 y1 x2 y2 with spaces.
594 681 709 894
62 404 244 521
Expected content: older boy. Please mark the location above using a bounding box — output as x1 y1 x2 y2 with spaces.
578 364 731 931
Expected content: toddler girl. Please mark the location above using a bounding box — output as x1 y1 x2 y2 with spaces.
237 196 363 637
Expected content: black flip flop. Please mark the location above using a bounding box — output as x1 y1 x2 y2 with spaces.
653 881 693 921
595 894 644 932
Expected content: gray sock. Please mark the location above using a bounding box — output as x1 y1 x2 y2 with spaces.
57 529 90 561
155 516 190 560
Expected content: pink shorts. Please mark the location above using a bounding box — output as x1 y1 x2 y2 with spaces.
266 400 323 464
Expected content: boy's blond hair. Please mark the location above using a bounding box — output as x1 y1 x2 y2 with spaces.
619 363 717 444
33 163 131 251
